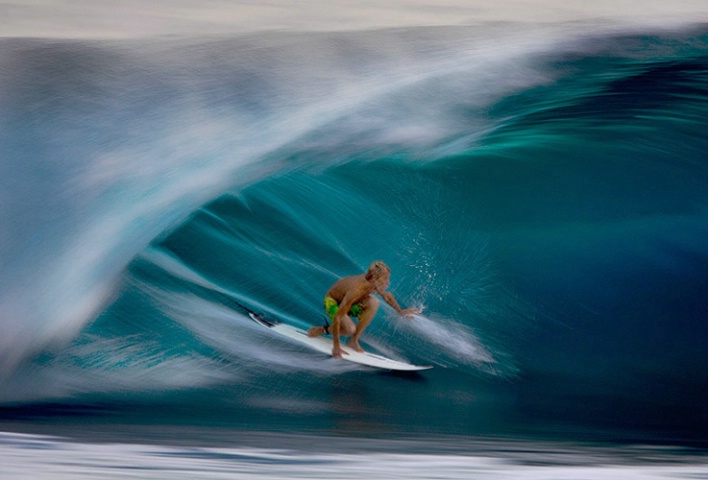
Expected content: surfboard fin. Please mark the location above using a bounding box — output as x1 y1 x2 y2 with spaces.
248 312 277 328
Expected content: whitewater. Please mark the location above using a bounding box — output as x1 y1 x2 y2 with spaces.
1 2 707 478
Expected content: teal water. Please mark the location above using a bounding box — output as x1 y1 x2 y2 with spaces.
1 23 707 478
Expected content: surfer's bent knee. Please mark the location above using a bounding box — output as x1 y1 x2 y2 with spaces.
362 295 379 312
341 317 356 336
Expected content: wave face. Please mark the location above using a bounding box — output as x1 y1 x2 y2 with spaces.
1 25 707 442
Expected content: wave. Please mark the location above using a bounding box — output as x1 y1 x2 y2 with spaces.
0 25 576 372
1 23 707 441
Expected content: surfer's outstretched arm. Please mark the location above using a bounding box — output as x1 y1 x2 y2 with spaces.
379 291 420 317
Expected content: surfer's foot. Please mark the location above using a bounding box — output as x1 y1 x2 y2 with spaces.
346 338 365 353
307 326 327 337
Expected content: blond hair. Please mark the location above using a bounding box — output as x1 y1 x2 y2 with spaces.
365 260 390 281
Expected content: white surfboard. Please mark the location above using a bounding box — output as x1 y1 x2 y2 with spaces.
249 313 432 371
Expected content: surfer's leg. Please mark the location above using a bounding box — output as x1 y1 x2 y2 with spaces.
308 315 356 337
347 296 378 352
339 315 357 337
307 325 327 337
310 297 342 337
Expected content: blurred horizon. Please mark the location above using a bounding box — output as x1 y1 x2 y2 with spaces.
1 0 706 39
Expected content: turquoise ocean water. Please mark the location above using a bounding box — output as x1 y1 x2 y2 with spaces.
1 20 707 478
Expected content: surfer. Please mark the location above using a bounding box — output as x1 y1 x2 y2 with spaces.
307 261 421 358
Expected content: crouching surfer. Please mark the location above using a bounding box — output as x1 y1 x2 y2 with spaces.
307 261 421 358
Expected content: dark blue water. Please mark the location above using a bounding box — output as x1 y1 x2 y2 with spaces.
1 25 707 466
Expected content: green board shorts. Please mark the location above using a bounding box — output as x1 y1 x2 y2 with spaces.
324 296 364 320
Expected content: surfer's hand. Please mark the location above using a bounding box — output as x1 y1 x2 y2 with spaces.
400 307 421 317
332 345 349 358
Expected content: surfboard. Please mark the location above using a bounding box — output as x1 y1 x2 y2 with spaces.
248 312 432 371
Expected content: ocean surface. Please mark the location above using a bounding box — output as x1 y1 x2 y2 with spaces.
1 11 707 479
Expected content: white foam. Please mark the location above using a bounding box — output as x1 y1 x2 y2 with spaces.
402 313 496 366
2 431 706 480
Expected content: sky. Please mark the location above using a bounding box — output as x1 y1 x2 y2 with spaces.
0 0 706 38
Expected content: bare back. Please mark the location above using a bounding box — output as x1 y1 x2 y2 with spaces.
326 274 376 304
